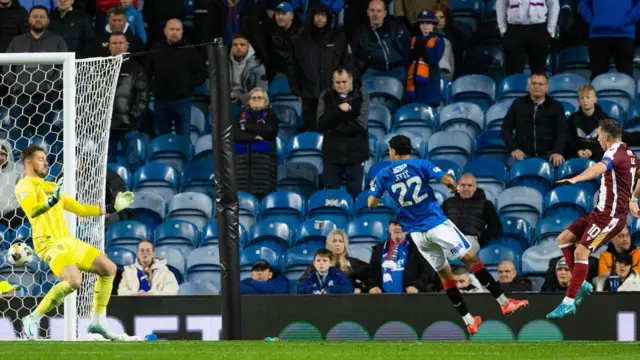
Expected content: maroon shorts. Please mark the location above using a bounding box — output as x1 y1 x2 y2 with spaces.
567 212 627 252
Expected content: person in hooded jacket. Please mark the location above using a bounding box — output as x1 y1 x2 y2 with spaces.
566 85 606 161
229 34 268 107
0 141 25 229
288 3 354 132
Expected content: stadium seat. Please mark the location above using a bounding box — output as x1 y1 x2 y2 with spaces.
493 216 532 253
189 106 206 145
534 216 576 246
428 159 462 197
270 98 302 118
477 243 523 272
276 162 319 199
630 217 640 246
286 132 324 173
450 74 496 112
107 163 132 190
367 134 379 166
199 222 247 248
597 100 625 125
473 130 509 162
347 218 386 246
521 241 562 275
167 192 214 230
14 223 32 248
544 185 591 219
129 192 166 230
380 132 425 161
294 219 337 247
105 221 150 253
272 105 299 141
485 100 511 131
628 102 640 130
438 102 485 140
0 251 40 295
497 74 530 102
106 247 136 270
181 161 215 200
441 78 451 105
548 73 588 107
368 103 393 140
268 75 295 99
133 162 180 200
348 244 373 263
362 76 404 111
463 158 509 197
261 191 305 227
282 244 324 293
0 224 12 250
178 280 219 295
45 162 62 182
508 158 555 197
556 46 591 80
354 191 397 224
559 101 577 118
307 189 353 228
497 187 544 228
248 221 293 252
467 45 505 84
154 246 186 283
427 130 473 168
392 103 437 139
147 135 192 172
450 0 484 36
237 191 260 231
153 220 199 256
186 247 221 289
194 134 213 164
592 72 635 111
240 245 283 280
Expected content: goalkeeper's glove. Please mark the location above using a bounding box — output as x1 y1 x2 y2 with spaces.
45 177 64 209
106 191 135 214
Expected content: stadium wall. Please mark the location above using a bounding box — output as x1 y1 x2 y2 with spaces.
0 294 637 341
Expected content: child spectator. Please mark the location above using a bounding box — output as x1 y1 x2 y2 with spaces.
298 249 354 294
240 260 289 294
112 0 146 44
566 84 606 161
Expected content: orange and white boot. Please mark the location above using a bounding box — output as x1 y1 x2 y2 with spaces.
466 316 483 336
501 298 529 316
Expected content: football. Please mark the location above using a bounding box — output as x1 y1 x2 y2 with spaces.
7 242 34 267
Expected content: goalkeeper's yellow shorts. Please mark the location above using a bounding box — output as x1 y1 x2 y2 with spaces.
39 237 101 276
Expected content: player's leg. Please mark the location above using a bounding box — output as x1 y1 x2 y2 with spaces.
557 214 589 273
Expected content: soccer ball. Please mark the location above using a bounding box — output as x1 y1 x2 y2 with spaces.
7 242 34 267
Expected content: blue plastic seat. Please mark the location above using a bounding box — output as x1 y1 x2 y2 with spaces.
348 244 373 263
248 221 292 252
276 162 319 199
492 216 532 253
497 74 530 102
477 243 523 272
347 218 386 246
268 75 295 99
354 191 397 224
379 132 425 160
392 103 437 139
560 101 577 118
628 102 640 130
362 76 404 111
468 45 505 83
463 158 509 197
270 98 302 118
294 219 337 247
438 102 485 140
200 222 247 248
106 247 136 270
240 245 283 280
194 134 212 163
133 163 180 200
368 103 392 140
238 191 259 231
508 158 555 197
14 223 32 249
534 216 576 246
485 100 511 131
473 130 509 162
167 192 213 230
147 135 192 172
631 217 640 245
427 130 473 168
178 280 219 295
450 0 484 36
556 46 591 79
190 106 206 145
497 187 544 228
186 247 221 289
450 74 496 112
129 192 165 230
544 185 591 219
593 72 635 111
307 189 353 227
153 220 199 256
521 241 562 275
597 100 625 125
261 191 305 227
558 158 598 193
181 161 214 200
548 73 588 106
0 224 13 250
427 159 462 197
106 221 150 253
272 105 299 141
107 163 132 190
286 132 324 173
154 246 186 283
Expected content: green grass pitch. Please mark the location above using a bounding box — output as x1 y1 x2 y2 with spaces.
2 341 639 359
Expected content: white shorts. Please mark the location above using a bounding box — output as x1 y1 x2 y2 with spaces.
410 219 473 272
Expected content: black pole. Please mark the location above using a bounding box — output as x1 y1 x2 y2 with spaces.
208 40 241 340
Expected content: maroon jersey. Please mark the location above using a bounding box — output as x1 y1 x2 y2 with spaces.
596 143 637 218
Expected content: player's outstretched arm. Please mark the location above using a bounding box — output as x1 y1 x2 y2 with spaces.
558 162 607 185
440 174 458 194
64 190 135 217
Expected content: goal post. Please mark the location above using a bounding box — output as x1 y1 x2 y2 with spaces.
0 52 122 340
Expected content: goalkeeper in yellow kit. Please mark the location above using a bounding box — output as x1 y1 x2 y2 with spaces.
15 146 135 340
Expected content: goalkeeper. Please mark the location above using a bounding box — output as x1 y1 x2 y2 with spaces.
15 146 135 340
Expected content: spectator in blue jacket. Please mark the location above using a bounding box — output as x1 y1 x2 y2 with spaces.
298 249 354 294
580 0 640 79
240 260 289 294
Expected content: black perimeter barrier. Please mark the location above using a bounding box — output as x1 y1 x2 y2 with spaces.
208 40 241 340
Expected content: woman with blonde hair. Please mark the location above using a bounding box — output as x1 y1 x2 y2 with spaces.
325 229 370 293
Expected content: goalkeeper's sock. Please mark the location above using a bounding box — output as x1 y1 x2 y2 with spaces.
443 279 472 323
34 281 75 319
92 275 114 321
471 263 509 306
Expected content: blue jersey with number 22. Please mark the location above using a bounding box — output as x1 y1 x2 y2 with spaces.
368 159 448 233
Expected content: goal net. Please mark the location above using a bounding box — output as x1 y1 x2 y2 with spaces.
0 53 122 340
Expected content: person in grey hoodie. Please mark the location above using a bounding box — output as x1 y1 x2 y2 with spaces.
0 140 25 228
229 33 268 107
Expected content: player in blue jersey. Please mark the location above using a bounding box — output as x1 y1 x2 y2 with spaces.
368 135 529 335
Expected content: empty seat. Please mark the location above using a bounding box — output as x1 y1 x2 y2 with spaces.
392 103 437 139
276 162 319 199
189 106 207 145
438 102 485 140
628 102 640 130
0 224 13 250
15 223 32 248
129 192 166 230
597 100 625 125
178 280 219 295
368 103 392 140
147 135 193 172
494 216 532 252
194 134 212 163
286 132 324 173
485 100 511 131
106 221 150 253
544 185 591 219
521 241 562 275
272 105 299 141
154 246 186 283
497 74 530 102
268 75 295 98
240 245 283 280
166 192 213 230
186 247 221 289
557 159 597 193
473 130 509 162
261 191 305 227
560 101 577 118
556 46 590 79
307 189 353 228
348 244 372 263
362 76 404 111
181 161 214 200
463 158 508 197
450 0 484 37
200 222 247 248
248 221 292 252
508 158 554 197
450 74 496 111
153 220 199 255
534 216 576 246
592 72 635 111
548 73 588 106
477 243 523 272
427 130 473 168
380 132 425 160
497 187 544 228
238 191 260 231
107 163 132 190
133 163 180 200
347 218 386 246
106 247 136 270
282 244 323 293
354 191 397 224
294 219 337 247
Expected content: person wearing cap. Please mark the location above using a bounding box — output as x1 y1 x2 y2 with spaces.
543 255 598 292
118 240 179 296
597 227 640 276
593 252 640 292
541 258 572 292
267 2 304 80
405 9 444 109
240 259 289 294
366 217 438 294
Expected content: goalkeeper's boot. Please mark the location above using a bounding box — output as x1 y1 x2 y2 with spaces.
546 302 576 319
501 298 529 316
22 314 39 340
574 281 593 306
87 323 120 341
466 316 482 336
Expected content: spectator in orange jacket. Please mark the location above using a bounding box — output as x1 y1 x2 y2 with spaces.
598 227 640 276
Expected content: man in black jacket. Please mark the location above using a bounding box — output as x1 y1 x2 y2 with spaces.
317 67 368 199
441 173 503 253
0 0 28 53
500 72 567 167
48 0 94 58
107 32 148 172
497 260 533 292
367 217 439 293
267 2 303 80
147 19 206 137
289 4 354 132
88 6 142 57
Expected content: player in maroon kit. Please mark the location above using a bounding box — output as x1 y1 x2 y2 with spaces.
547 118 640 319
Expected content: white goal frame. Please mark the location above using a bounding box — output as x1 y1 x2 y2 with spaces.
0 52 78 341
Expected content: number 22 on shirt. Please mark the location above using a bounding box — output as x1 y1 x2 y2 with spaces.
391 176 429 207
